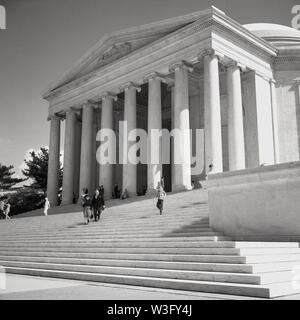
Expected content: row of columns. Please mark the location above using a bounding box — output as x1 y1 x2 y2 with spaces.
47 50 264 206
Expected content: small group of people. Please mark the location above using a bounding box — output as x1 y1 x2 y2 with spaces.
0 198 11 220
112 184 130 200
81 186 105 225
80 177 167 223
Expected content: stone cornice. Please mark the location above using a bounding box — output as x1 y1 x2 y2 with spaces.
275 56 300 65
45 8 279 116
44 9 277 103
41 8 215 98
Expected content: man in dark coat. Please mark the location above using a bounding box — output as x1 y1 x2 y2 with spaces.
92 188 105 221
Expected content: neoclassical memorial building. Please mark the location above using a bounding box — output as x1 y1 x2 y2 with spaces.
42 6 300 207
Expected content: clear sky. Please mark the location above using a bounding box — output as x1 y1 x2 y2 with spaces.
0 0 297 177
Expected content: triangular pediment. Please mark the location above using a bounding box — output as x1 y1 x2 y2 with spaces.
42 7 220 97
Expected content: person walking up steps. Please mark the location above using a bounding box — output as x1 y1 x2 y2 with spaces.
156 182 166 215
92 188 103 222
0 199 5 219
81 188 92 225
44 197 50 216
4 200 11 220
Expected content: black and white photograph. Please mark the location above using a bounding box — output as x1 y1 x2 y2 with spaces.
0 0 300 308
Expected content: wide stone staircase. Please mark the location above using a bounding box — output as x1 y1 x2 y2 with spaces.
0 189 300 298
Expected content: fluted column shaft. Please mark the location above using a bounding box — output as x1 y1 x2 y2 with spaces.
122 83 140 196
171 62 192 190
270 79 280 163
99 93 116 199
79 104 94 195
227 62 246 171
47 116 61 206
62 110 77 205
203 50 223 173
145 73 163 191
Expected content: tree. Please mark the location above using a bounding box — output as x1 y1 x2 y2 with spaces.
22 147 63 191
0 163 25 190
8 187 45 216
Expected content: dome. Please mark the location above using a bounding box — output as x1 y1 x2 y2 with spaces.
243 23 300 41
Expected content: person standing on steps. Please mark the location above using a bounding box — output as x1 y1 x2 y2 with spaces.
4 199 11 220
92 188 103 222
81 188 92 225
156 182 166 215
0 199 5 219
121 188 129 200
160 176 165 189
44 197 50 216
113 184 120 199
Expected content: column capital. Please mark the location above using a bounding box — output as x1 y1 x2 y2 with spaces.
82 100 98 110
226 60 247 72
120 81 141 93
198 49 224 60
47 113 64 122
169 60 194 73
253 70 271 82
101 91 118 102
166 81 175 91
143 72 167 83
65 107 79 115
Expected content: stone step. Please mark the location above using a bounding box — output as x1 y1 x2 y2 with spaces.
0 225 212 238
1 242 299 252
2 254 300 274
0 231 225 240
0 246 244 255
0 255 254 273
0 250 249 263
0 235 232 243
0 240 298 248
4 265 298 298
0 218 210 232
1 243 300 258
1 212 208 222
0 260 293 285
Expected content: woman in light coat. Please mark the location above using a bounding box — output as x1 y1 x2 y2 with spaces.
44 197 50 216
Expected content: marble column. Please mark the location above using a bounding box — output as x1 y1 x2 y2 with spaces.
47 116 61 206
202 49 223 174
270 79 280 163
121 82 141 196
227 61 246 171
74 117 82 200
99 92 117 199
79 103 94 196
242 71 275 167
170 85 176 192
62 110 77 205
144 72 164 191
170 61 193 191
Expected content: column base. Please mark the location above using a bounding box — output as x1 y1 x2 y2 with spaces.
146 187 156 196
173 184 193 192
61 200 73 206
